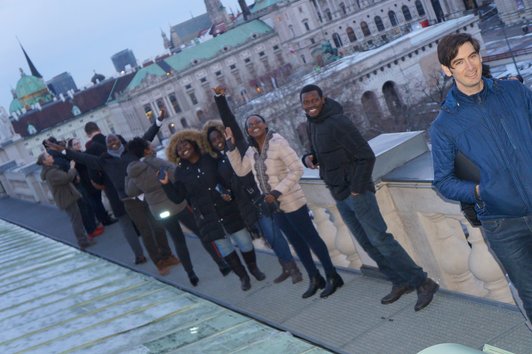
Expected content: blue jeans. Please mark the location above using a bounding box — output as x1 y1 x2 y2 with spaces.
258 215 294 262
336 192 426 288
481 215 532 322
214 228 254 257
274 205 336 277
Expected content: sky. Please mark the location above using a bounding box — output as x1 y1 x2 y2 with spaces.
0 0 242 112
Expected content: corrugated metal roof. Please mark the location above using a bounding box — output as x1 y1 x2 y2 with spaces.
0 219 325 353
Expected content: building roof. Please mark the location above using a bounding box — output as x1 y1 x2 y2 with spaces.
250 0 282 13
127 20 274 92
124 64 168 92
170 13 212 44
10 74 134 138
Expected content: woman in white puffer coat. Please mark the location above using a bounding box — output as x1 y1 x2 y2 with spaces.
225 114 343 299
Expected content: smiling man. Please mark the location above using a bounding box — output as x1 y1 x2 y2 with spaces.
431 33 532 328
301 84 438 311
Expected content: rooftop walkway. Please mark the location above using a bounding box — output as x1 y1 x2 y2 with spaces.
0 197 530 354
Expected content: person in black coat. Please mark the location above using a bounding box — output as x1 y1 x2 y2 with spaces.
203 119 303 285
161 129 265 291
84 122 126 223
301 84 438 311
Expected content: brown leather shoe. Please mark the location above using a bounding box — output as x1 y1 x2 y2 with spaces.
156 260 171 276
161 255 180 267
381 284 414 304
415 278 439 311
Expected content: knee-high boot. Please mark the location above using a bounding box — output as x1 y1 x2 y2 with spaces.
241 249 266 281
224 251 251 291
202 240 231 276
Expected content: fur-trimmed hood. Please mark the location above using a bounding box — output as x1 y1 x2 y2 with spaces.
165 129 207 164
201 120 225 158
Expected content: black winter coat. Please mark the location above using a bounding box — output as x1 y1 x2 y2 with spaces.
217 154 260 228
162 154 245 242
303 98 375 201
66 123 161 200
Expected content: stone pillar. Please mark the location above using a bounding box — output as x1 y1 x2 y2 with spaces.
467 226 513 303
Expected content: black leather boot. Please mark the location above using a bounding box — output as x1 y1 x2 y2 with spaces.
202 240 231 276
224 251 251 291
320 272 344 298
241 250 266 281
302 273 326 298
188 271 199 287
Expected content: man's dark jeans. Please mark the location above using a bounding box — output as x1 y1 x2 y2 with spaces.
481 215 532 322
336 192 426 289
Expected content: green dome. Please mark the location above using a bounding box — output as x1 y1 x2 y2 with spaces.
14 71 53 108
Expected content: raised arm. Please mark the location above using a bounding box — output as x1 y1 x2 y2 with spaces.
213 87 248 155
65 149 103 171
142 108 167 142
224 127 253 177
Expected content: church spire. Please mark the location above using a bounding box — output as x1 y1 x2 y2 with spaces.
17 39 43 79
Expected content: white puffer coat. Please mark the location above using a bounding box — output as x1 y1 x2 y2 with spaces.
227 131 307 213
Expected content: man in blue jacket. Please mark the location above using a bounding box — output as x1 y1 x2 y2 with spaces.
431 33 532 326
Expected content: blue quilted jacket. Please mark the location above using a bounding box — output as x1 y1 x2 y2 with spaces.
430 78 532 220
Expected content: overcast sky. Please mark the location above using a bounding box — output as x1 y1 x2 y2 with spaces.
0 0 242 111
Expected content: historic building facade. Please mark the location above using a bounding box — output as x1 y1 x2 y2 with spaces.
1 0 483 168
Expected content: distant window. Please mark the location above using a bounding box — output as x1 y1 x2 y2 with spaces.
415 0 425 16
230 64 236 70
168 93 182 113
244 58 251 63
303 21 310 31
156 98 167 112
259 51 265 57
300 54 306 64
273 45 279 50
310 38 315 44
200 77 207 83
215 70 222 76
389 11 398 26
188 92 198 105
72 105 81 116
332 33 343 48
185 84 192 90
346 27 357 42
180 118 188 128
361 21 371 37
339 3 346 15
402 5 412 21
144 104 154 121
375 16 384 32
